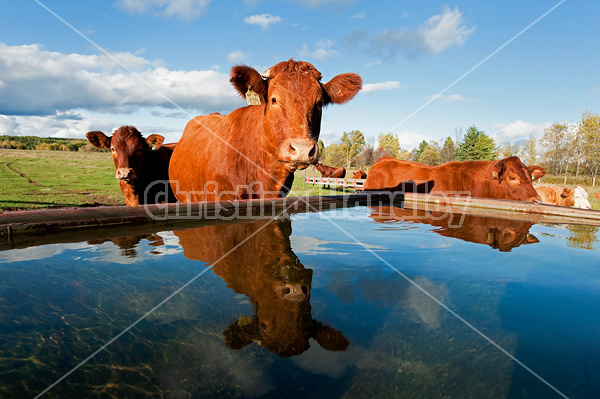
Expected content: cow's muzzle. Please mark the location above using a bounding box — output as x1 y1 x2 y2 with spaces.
279 138 318 168
116 167 135 182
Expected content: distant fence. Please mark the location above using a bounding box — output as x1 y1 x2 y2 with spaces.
304 176 366 190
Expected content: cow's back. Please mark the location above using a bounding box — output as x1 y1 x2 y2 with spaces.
363 158 432 191
536 185 574 207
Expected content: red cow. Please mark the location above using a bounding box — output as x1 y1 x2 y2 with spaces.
174 219 349 357
364 156 546 202
314 163 346 189
88 234 165 258
169 60 362 201
370 206 539 252
352 170 367 179
86 126 176 206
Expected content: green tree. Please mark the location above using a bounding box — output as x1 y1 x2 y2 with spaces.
377 133 400 158
439 137 455 164
579 111 600 185
339 130 366 167
322 143 345 167
454 125 497 161
418 144 441 166
540 122 570 176
411 140 429 162
520 134 538 166
318 139 325 158
498 142 521 159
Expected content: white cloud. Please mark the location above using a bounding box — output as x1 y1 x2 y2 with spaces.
493 120 551 142
346 6 474 61
300 39 339 60
352 12 365 19
0 43 240 116
418 6 475 53
426 93 476 103
291 0 354 6
362 81 406 93
115 0 211 21
396 130 432 149
243 14 282 30
227 50 248 64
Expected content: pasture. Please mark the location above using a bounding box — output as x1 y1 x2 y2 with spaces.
2 149 600 211
0 149 353 210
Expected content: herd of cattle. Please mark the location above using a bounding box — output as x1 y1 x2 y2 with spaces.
85 59 593 211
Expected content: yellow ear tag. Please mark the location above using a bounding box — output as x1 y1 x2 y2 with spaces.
246 89 261 106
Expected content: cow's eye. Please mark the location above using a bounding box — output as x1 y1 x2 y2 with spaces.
317 100 324 108
110 147 115 152
271 97 277 104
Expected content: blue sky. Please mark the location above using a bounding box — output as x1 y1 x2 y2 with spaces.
0 0 598 149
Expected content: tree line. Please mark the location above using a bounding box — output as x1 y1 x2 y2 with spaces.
0 135 103 152
321 111 600 185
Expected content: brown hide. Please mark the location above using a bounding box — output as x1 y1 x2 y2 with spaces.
174 219 348 357
86 126 176 206
370 206 539 252
364 156 545 202
535 185 575 207
169 60 362 201
352 170 367 179
88 234 165 258
314 163 346 179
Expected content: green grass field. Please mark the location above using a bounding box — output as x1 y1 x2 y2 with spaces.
0 149 354 210
2 149 599 211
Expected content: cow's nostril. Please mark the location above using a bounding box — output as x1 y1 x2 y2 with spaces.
308 143 316 158
289 143 298 155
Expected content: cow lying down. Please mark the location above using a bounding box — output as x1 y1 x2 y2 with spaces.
364 156 546 202
86 126 176 206
535 185 592 209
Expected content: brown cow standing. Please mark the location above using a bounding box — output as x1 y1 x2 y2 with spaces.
86 126 176 206
314 163 346 189
370 206 539 252
175 219 349 357
169 60 362 202
364 156 546 202
352 170 367 179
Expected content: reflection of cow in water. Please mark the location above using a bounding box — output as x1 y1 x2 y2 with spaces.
88 234 165 258
175 219 348 357
370 206 539 252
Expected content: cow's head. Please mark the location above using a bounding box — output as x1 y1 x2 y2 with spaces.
490 156 546 202
86 126 164 183
573 185 592 209
230 60 362 171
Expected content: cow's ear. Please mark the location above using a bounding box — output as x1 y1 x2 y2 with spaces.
323 73 362 105
86 131 111 149
313 323 349 351
230 65 268 103
528 165 546 180
146 134 165 150
525 233 540 244
222 317 259 350
491 160 506 181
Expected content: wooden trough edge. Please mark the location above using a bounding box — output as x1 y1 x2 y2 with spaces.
2 192 600 248
402 193 600 226
0 193 399 246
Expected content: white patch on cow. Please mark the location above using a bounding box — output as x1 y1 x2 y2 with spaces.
574 185 592 209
